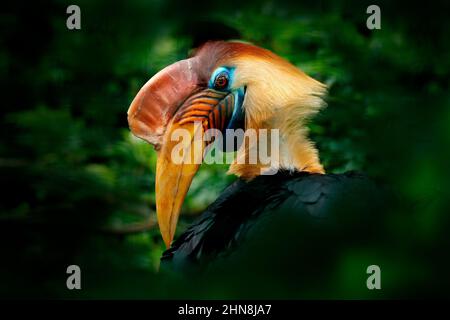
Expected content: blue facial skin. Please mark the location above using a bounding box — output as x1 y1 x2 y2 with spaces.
209 67 245 130
209 67 246 152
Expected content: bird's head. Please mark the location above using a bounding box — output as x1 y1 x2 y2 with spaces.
128 41 326 247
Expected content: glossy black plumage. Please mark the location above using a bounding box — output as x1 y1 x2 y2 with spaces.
161 171 386 274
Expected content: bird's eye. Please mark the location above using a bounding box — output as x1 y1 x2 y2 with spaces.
214 72 229 90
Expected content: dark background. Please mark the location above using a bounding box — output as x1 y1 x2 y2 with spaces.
0 0 449 298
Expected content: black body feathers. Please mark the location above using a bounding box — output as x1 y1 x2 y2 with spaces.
161 171 386 274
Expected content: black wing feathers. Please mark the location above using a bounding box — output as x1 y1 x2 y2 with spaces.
161 171 384 272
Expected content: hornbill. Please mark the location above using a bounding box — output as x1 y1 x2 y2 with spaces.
127 41 385 277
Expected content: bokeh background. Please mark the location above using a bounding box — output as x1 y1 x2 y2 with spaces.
1 0 449 298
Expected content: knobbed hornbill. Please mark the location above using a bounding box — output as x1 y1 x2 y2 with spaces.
128 41 385 278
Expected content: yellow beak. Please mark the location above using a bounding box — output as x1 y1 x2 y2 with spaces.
127 57 234 248
155 120 205 248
